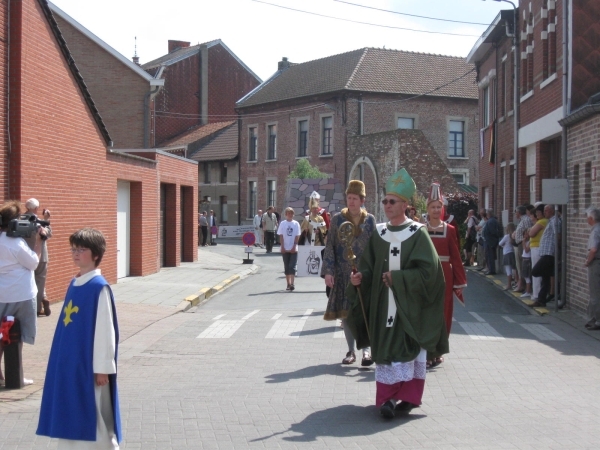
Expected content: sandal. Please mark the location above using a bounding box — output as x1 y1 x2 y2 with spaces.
342 351 356 364
431 357 444 367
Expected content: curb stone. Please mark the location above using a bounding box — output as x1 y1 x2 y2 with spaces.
176 264 258 312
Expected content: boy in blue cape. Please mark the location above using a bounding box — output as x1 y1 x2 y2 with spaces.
37 228 121 448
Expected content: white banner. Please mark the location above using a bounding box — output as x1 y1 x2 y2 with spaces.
296 245 325 277
217 225 255 238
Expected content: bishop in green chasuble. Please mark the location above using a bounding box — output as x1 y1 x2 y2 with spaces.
347 168 447 418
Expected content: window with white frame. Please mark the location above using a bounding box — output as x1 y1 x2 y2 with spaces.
267 180 276 208
448 120 465 157
248 127 257 161
482 86 489 127
298 120 308 157
322 116 333 155
529 176 536 205
204 163 211 184
267 124 277 160
397 117 414 129
248 181 257 218
220 196 228 223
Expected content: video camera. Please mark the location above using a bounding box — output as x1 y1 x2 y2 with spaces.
5 213 50 240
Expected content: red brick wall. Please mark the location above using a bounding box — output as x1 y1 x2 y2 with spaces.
207 45 260 124
571 0 600 110
54 15 149 149
566 114 600 313
357 93 479 186
5 0 197 303
0 1 7 200
347 129 460 221
519 0 563 128
239 90 476 223
154 53 201 145
240 99 348 221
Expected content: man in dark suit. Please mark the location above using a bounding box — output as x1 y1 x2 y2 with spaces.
483 209 502 275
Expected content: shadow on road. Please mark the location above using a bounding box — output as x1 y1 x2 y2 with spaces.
251 404 424 442
265 363 374 384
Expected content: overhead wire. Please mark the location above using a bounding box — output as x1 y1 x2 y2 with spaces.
250 0 481 37
154 68 476 121
333 0 490 26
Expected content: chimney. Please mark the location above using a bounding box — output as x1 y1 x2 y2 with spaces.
278 57 291 71
168 40 191 53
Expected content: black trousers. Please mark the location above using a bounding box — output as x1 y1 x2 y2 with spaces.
264 231 276 253
531 254 554 304
201 226 208 246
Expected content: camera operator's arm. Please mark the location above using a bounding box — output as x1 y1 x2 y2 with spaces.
15 230 42 269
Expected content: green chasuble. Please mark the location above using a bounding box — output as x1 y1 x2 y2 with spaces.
346 220 449 364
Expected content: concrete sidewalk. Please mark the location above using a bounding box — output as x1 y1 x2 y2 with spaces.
0 246 258 403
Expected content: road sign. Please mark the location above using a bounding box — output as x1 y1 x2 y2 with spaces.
242 232 256 246
542 179 569 204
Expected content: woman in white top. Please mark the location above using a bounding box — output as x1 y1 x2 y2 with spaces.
0 200 43 386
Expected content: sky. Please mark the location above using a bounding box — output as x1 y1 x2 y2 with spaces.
51 0 510 82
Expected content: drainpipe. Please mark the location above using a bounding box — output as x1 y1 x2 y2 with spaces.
144 66 165 148
558 0 569 311
144 86 161 148
510 6 519 219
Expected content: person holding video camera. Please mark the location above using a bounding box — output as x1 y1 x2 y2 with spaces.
24 198 52 317
0 200 44 387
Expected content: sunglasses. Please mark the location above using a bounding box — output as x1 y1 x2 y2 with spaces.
381 198 401 205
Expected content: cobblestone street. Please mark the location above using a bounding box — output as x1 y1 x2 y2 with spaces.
1 243 599 449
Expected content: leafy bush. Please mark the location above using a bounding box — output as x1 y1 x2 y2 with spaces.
287 159 328 180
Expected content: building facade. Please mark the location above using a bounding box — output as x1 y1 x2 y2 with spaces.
1 0 198 303
143 40 261 145
468 0 600 313
236 49 478 223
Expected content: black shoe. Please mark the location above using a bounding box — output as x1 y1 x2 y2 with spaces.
290 284 295 291
286 285 291 291
380 401 395 419
42 300 51 316
395 401 419 415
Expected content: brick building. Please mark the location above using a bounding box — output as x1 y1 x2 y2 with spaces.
468 0 600 313
1 0 198 303
50 2 164 149
142 39 261 146
163 121 240 225
236 48 478 224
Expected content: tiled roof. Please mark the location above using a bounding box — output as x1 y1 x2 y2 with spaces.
188 123 238 162
162 121 235 147
142 39 261 83
237 48 477 108
142 43 203 70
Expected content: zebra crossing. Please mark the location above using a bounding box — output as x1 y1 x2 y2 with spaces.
195 309 566 342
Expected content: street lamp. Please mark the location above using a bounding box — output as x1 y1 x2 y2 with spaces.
483 0 519 217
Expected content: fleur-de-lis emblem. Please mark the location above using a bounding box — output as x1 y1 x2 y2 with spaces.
63 300 79 327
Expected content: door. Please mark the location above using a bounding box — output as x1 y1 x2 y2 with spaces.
117 181 130 278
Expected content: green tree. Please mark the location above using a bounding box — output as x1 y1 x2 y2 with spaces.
287 159 328 180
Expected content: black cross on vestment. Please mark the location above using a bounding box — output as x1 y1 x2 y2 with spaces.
390 247 399 256
388 316 394 325
380 228 387 236
409 224 418 232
